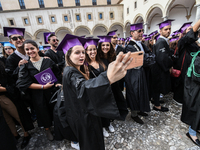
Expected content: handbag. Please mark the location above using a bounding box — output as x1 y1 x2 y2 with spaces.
171 50 186 77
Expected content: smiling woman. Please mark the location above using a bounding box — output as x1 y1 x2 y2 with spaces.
17 40 62 141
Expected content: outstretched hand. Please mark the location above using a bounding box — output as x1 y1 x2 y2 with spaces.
107 52 133 84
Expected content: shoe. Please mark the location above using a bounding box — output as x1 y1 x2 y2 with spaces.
71 142 80 150
137 112 148 116
160 94 163 98
153 106 169 112
151 100 165 104
103 128 109 137
186 132 200 147
45 129 54 141
131 116 144 124
108 124 115 133
21 135 31 149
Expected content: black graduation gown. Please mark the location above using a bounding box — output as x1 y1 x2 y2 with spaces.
124 40 150 112
116 45 125 91
44 49 65 72
16 58 62 128
151 38 173 95
89 64 111 127
63 66 121 150
116 45 125 55
5 53 34 131
53 89 78 141
181 55 200 131
101 59 128 120
173 29 199 103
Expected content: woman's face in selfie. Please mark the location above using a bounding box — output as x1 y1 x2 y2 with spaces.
86 45 97 60
101 42 110 54
70 45 86 66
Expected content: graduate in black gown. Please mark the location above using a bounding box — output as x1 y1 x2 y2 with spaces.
173 22 199 104
4 27 34 149
57 34 132 150
124 23 151 124
97 35 128 122
179 19 200 147
85 38 113 137
16 40 62 141
151 20 174 112
44 33 65 72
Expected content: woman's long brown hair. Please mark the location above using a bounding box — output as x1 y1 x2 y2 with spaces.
97 42 116 63
65 47 89 80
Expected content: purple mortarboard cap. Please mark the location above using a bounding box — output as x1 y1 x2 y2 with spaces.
148 30 158 37
170 36 179 42
171 30 179 36
107 30 118 36
144 37 151 41
130 23 143 31
3 27 25 37
97 36 112 43
56 34 86 54
0 42 16 49
157 19 175 29
84 38 100 49
154 34 160 41
43 46 51 50
118 38 120 41
43 32 55 44
143 34 148 38
121 38 125 41
178 22 193 33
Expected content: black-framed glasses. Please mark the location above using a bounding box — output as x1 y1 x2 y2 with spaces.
11 36 23 41
4 47 12 51
87 48 97 51
52 39 59 42
137 29 144 33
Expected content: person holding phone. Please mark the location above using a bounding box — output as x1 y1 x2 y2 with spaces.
124 23 151 125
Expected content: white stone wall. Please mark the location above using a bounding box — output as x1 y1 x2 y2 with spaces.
0 5 124 40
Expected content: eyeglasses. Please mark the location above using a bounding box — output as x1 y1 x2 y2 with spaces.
87 48 97 51
52 39 59 42
11 36 23 41
137 29 144 33
4 48 12 51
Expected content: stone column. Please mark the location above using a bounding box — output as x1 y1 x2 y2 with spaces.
123 31 126 38
162 16 168 21
195 0 200 22
144 23 148 34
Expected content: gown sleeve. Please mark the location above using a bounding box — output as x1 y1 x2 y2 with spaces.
155 40 173 72
16 64 33 93
178 29 199 53
68 71 121 119
5 57 20 82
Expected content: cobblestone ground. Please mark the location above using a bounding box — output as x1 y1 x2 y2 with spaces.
16 93 200 150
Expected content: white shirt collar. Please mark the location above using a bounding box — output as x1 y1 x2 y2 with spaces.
15 50 29 60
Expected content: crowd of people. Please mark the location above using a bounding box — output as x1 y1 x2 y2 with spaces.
0 18 200 150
